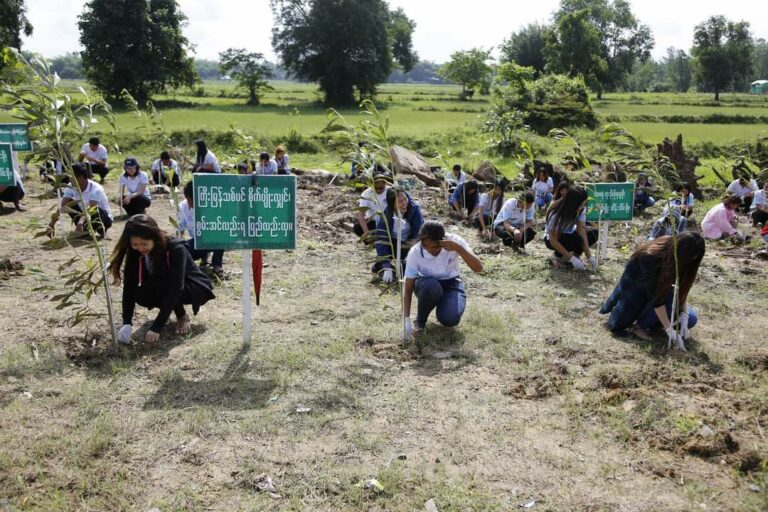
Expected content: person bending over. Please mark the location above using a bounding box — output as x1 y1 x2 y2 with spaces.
544 186 598 271
375 187 424 283
476 180 506 237
449 179 480 221
402 221 483 338
354 166 392 241
0 168 25 211
150 151 180 187
701 195 744 241
47 163 113 238
493 192 536 252
192 140 220 173
600 232 703 350
533 169 554 210
78 136 109 182
749 181 768 226
727 176 757 212
119 157 151 216
109 214 215 345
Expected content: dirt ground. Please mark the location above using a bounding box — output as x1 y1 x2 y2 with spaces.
0 176 767 512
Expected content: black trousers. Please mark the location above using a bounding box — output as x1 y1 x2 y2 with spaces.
752 209 768 226
122 195 151 216
545 228 599 257
354 219 377 238
69 203 113 236
0 185 24 204
90 164 109 180
494 224 536 248
152 169 180 187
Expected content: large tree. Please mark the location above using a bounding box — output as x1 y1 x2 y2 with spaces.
439 48 493 100
755 39 768 82
79 0 196 104
218 49 274 105
270 0 417 106
554 0 654 95
664 47 692 93
691 15 753 100
0 0 32 51
499 23 550 75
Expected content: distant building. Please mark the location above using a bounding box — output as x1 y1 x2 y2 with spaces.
750 80 768 94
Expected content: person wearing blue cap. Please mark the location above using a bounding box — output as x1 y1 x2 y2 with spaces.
119 157 151 216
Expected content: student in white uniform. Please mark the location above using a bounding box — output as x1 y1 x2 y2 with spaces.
78 136 109 182
727 176 758 212
402 221 483 338
532 170 554 210
178 181 225 277
254 152 278 175
47 163 113 237
354 166 391 241
150 151 180 187
119 157 151 216
192 140 220 173
749 181 768 226
544 186 598 271
475 180 506 237
274 145 290 174
493 192 536 251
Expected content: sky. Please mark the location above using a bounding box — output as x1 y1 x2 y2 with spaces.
20 0 768 63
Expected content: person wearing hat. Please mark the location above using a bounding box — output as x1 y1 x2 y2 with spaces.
634 173 655 212
354 164 391 241
78 136 109 182
150 151 180 187
254 152 278 175
119 157 151 216
727 175 758 212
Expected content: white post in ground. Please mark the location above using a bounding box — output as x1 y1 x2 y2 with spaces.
56 187 65 236
395 215 405 338
599 221 610 261
242 250 252 345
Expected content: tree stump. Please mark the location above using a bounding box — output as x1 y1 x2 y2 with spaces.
656 135 705 199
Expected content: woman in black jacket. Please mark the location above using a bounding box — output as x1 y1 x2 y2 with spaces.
108 215 215 344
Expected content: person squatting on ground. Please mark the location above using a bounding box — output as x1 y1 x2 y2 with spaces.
255 152 278 175
119 157 151 216
600 232 704 351
375 187 424 283
701 195 744 242
727 176 758 213
476 180 506 238
402 221 483 338
675 183 695 218
47 163 113 238
274 145 290 175
192 140 220 173
109 214 215 345
150 151 180 187
634 173 655 212
544 186 598 271
532 169 554 210
0 167 25 211
78 136 109 182
493 192 536 251
354 166 391 241
749 181 768 226
648 204 685 240
449 179 480 221
178 181 225 277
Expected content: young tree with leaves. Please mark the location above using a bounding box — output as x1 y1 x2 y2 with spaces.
439 48 493 100
270 0 417 106
79 0 197 104
218 49 274 106
691 16 754 101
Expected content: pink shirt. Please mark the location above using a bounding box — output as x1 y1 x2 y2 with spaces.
701 203 737 239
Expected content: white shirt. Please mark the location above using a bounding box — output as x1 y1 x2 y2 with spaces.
275 154 290 173
392 216 411 240
404 234 471 281
178 199 195 238
359 186 389 221
727 179 757 198
533 177 554 196
151 158 179 176
494 198 534 228
198 151 220 173
545 210 586 239
63 180 113 220
477 193 497 217
254 159 278 175
119 171 151 198
752 189 767 211
80 143 108 164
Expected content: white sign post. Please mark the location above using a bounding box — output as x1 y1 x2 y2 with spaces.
242 250 252 345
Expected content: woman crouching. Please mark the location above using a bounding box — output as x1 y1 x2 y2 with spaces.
108 215 215 344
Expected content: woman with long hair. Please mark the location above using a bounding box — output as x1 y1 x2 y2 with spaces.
532 169 554 210
108 215 215 344
119 157 151 216
448 179 480 220
544 186 598 271
701 194 744 241
192 139 220 173
476 179 506 237
599 232 704 350
375 187 424 283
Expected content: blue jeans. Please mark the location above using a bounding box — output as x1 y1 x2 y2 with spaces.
635 193 655 211
636 293 698 331
183 239 224 268
414 277 466 328
536 192 553 209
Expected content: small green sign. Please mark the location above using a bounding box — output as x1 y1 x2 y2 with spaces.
585 182 635 221
0 123 32 152
193 174 297 250
0 144 14 186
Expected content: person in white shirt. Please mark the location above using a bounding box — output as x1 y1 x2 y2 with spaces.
192 140 220 173
150 151 180 187
47 163 113 237
402 221 483 338
0 169 25 211
493 192 536 251
274 145 290 175
354 166 391 241
749 181 768 226
179 181 225 276
544 186 598 271
119 157 151 216
78 136 109 182
532 170 554 210
449 164 467 186
254 152 278 175
727 177 758 212
475 180 506 237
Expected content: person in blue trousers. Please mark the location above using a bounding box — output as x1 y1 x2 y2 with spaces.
402 221 483 339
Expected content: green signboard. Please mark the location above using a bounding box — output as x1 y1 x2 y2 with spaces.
193 174 297 250
0 124 32 152
0 144 14 186
585 182 635 221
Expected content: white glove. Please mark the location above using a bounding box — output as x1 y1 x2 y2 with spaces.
734 230 745 241
570 255 586 271
678 311 690 339
118 324 133 345
588 256 598 270
402 317 414 342
665 324 686 351
382 268 395 283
